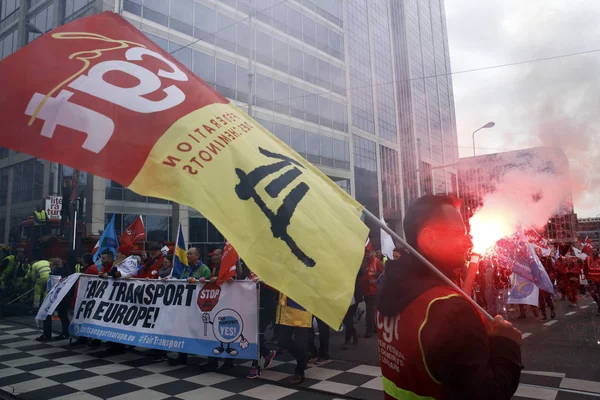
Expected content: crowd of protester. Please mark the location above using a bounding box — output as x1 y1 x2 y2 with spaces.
0 235 408 385
3 208 597 392
470 241 600 321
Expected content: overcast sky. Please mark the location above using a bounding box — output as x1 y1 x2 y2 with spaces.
445 1 600 217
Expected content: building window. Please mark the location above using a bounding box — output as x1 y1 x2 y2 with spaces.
421 162 433 195
354 135 379 226
194 2 216 44
215 58 237 99
273 123 290 145
0 29 18 60
0 168 9 207
11 159 43 204
193 51 215 84
189 217 225 259
27 4 54 43
105 180 169 204
216 12 237 53
381 146 402 218
290 128 306 157
330 177 350 194
333 139 349 169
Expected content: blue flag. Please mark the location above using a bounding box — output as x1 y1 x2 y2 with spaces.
495 232 554 294
93 214 119 266
171 223 188 279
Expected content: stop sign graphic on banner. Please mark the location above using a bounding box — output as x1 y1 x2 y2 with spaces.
198 283 221 312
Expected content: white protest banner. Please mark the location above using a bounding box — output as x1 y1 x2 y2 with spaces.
116 256 139 277
507 273 539 307
36 273 81 320
70 277 258 359
45 195 62 220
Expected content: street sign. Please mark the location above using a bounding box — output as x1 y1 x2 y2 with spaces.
45 195 62 220
197 282 221 312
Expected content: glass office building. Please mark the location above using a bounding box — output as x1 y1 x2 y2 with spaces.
0 0 458 250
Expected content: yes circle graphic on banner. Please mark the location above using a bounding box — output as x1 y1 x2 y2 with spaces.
214 309 244 343
204 308 249 356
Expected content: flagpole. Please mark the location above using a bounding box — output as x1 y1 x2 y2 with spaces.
362 209 493 322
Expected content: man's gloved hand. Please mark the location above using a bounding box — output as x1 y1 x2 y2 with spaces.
487 315 523 346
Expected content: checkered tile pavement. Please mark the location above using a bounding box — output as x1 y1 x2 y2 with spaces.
0 320 382 400
0 319 592 400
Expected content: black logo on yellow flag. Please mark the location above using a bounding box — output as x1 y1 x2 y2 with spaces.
235 148 316 267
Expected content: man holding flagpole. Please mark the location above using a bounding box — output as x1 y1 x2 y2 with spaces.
376 195 522 400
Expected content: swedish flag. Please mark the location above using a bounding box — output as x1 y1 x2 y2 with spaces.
171 223 188 278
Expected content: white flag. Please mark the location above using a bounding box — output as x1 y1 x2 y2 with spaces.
380 217 395 260
507 274 539 307
116 256 140 277
36 273 81 320
572 246 588 261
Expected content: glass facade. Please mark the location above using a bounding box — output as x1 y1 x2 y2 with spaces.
0 0 459 246
390 0 458 208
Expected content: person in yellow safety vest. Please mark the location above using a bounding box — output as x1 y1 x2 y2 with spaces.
26 260 51 309
0 254 16 289
74 256 84 274
33 206 47 226
275 293 312 385
0 252 29 291
12 254 31 294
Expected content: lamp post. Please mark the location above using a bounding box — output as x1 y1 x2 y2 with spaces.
471 121 495 156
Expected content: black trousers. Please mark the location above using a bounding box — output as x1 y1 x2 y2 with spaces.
43 298 70 337
307 318 330 359
277 324 308 376
364 295 377 334
251 290 277 367
343 303 358 342
538 290 555 317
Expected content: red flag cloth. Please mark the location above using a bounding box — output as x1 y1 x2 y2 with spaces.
217 242 238 285
120 215 145 246
0 12 227 188
583 237 594 256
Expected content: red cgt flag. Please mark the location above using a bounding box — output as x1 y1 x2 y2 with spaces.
217 242 238 285
120 215 145 246
0 11 370 329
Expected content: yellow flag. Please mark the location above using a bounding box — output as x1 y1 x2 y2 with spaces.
0 12 368 329
130 103 368 328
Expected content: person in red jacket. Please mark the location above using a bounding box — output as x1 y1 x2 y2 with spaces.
376 195 522 399
134 242 164 279
359 247 384 338
98 249 114 276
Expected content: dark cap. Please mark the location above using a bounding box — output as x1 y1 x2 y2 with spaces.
148 242 161 251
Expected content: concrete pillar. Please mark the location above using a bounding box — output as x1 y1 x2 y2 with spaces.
17 0 27 47
87 175 106 235
171 203 189 245
53 0 65 28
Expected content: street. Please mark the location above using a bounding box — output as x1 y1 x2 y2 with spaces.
0 295 599 399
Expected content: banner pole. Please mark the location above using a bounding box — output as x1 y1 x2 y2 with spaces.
362 209 493 322
256 281 260 363
5 287 35 305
